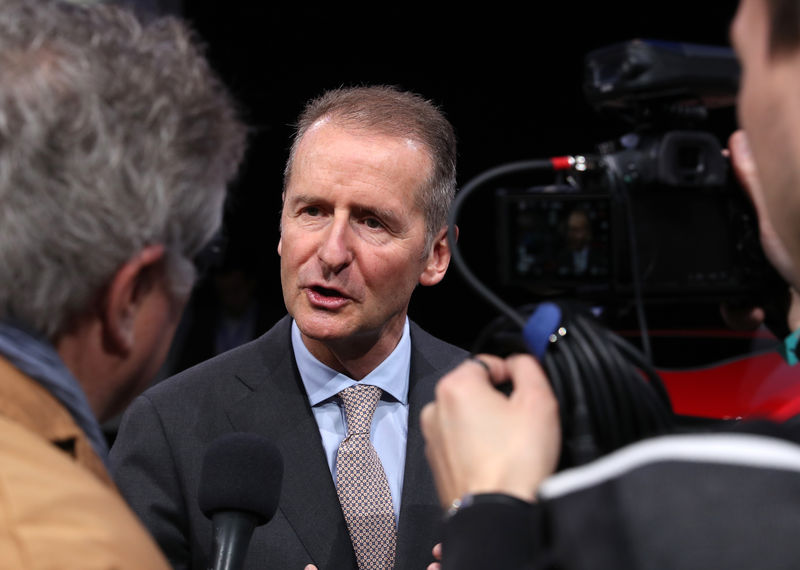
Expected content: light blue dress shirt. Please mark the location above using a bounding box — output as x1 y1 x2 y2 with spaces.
292 319 410 524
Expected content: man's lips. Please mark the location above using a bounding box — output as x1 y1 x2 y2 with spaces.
304 285 352 310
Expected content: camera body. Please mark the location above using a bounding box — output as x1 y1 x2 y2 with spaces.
496 39 780 305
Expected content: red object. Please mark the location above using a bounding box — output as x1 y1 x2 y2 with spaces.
550 156 574 170
614 327 800 422
660 351 800 422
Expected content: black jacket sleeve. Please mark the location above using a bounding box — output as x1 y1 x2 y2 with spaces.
441 495 544 570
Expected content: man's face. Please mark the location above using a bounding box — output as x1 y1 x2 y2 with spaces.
732 0 800 273
566 211 590 251
278 121 448 366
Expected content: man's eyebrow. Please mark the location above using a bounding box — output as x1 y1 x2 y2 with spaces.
286 193 324 206
352 204 400 222
285 193 402 222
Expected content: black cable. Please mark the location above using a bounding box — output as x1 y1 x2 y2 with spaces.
567 316 623 449
574 312 638 447
448 159 557 330
592 326 661 441
452 160 676 470
471 299 675 468
605 329 672 409
541 355 566 429
599 328 674 437
602 154 653 361
557 308 612 446
545 343 599 466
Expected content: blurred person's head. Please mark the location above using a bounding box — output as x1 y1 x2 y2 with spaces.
0 0 247 419
731 0 800 286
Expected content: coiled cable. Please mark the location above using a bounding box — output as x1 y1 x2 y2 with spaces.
450 160 676 469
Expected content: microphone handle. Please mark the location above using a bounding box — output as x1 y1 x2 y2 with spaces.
210 511 260 570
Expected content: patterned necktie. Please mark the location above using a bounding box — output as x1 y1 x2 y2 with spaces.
335 384 397 570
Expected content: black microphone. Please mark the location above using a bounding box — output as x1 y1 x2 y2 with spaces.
198 432 284 570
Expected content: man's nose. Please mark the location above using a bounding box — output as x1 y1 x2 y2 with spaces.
317 217 354 274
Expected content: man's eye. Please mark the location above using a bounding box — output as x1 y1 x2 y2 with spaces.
303 206 321 216
364 217 383 229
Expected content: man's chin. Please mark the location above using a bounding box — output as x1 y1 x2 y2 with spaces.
294 312 354 343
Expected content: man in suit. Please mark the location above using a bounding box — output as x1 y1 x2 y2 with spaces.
109 85 468 569
554 207 608 280
557 208 592 276
0 0 246 566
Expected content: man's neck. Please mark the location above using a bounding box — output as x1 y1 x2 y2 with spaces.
300 321 407 380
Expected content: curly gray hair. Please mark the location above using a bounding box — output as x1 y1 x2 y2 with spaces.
0 0 247 339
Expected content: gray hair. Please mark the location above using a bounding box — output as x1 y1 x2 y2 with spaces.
283 85 457 252
0 0 247 339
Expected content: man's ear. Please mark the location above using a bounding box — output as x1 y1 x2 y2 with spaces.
102 244 166 354
419 225 456 287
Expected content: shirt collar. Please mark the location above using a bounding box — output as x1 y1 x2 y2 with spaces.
292 319 411 407
0 321 109 463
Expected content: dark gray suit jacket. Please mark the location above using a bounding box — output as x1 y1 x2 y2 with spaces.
109 316 467 569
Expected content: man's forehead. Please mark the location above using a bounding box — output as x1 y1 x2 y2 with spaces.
284 186 413 213
304 117 424 153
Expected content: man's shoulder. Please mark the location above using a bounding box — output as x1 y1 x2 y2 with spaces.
409 320 467 351
408 320 468 371
537 430 800 568
145 315 294 398
0 415 171 568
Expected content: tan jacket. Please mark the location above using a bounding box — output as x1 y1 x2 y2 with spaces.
0 356 170 569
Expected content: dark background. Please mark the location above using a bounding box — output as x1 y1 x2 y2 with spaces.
143 2 744 364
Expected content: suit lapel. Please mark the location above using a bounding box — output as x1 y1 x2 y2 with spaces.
395 330 445 569
225 320 355 567
220 318 457 569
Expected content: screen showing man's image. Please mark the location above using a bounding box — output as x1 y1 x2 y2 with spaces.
556 207 609 278
500 192 611 289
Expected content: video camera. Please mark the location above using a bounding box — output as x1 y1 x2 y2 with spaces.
494 39 782 306
447 40 790 468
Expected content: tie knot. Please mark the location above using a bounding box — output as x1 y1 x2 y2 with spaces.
338 384 382 435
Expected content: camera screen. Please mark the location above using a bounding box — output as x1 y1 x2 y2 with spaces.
496 188 612 292
495 184 761 300
623 188 740 292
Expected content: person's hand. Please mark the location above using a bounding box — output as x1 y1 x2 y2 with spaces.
720 285 800 338
420 353 561 508
426 542 443 570
719 301 766 332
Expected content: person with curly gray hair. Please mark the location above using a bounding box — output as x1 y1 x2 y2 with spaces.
0 0 246 566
